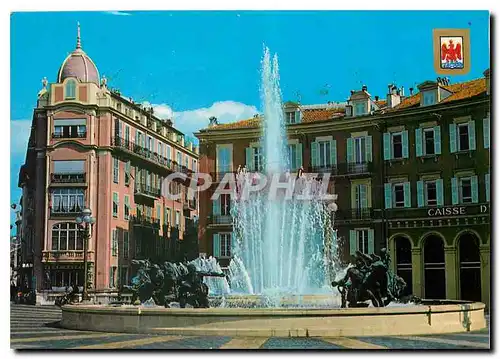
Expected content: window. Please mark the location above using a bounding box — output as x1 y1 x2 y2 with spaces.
221 194 231 216
253 147 263 171
125 161 131 186
220 233 231 257
425 181 437 206
125 125 130 143
51 188 84 214
120 266 128 286
177 152 182 165
147 136 153 152
124 195 130 220
53 119 86 139
287 144 297 170
111 229 118 257
51 223 83 251
113 157 119 183
285 111 300 124
109 266 117 288
458 123 470 151
217 145 232 176
123 231 129 259
356 230 369 254
318 141 331 168
167 146 171 160
354 137 366 163
164 206 170 225
156 204 161 222
393 183 405 208
391 133 403 159
158 142 163 157
459 177 473 203
65 80 76 99
354 184 368 209
185 156 189 169
192 159 197 171
175 211 180 227
113 192 119 217
423 91 436 106
355 102 365 116
423 128 435 155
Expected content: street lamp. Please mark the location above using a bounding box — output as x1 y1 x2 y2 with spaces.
76 208 96 301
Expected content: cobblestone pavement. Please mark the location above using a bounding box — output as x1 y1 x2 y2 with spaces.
10 304 490 350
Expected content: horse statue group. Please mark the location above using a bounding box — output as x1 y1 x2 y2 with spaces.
123 259 225 308
331 248 421 308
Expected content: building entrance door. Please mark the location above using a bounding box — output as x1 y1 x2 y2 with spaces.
423 235 446 299
459 233 482 302
395 236 412 296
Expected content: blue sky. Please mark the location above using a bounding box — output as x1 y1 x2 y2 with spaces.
10 10 490 228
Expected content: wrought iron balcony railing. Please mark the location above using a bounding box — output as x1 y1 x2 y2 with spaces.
51 173 86 184
111 136 193 176
130 214 161 228
52 131 87 139
49 206 83 217
210 214 233 225
134 183 161 198
334 208 373 221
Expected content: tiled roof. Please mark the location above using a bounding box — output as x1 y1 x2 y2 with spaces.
393 78 486 110
209 107 344 130
204 78 487 131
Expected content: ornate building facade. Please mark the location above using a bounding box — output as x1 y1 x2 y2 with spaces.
195 71 490 308
17 24 199 299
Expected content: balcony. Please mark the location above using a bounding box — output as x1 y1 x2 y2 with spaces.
346 161 372 175
209 214 233 225
334 208 373 222
130 214 161 228
134 183 161 199
50 173 86 185
52 131 87 139
49 206 83 218
111 136 194 177
42 250 90 262
310 165 338 175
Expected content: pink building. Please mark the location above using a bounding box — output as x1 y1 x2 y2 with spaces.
17 24 199 300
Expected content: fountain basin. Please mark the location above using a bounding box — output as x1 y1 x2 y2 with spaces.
60 299 486 337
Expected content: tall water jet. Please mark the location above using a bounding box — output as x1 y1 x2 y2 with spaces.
226 46 340 300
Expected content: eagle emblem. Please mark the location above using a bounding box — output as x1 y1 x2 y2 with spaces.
440 37 464 69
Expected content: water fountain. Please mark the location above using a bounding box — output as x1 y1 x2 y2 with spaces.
60 47 486 338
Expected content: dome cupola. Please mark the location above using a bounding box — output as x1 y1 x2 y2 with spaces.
57 23 100 85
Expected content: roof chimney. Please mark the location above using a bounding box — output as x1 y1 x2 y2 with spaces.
400 86 404 97
350 90 355 95
374 96 379 101
387 84 401 109
362 85 367 92
409 87 414 96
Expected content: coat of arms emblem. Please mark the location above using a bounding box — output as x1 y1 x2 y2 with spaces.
433 29 470 75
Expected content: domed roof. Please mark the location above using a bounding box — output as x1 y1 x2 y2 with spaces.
57 23 100 85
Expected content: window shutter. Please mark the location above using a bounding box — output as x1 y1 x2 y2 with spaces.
295 111 301 123
245 147 253 171
449 124 457 153
417 181 424 208
365 136 372 162
404 182 411 208
212 197 221 216
451 177 459 205
415 128 423 157
486 173 490 202
402 130 409 158
434 126 442 155
231 232 236 257
468 120 476 150
329 140 337 166
349 230 357 256
471 175 479 203
383 132 391 160
384 183 392 209
213 234 221 257
368 229 375 254
360 184 368 208
436 179 444 206
296 143 303 169
346 138 354 163
311 141 319 168
483 118 490 149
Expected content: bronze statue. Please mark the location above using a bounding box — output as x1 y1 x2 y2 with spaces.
331 248 420 308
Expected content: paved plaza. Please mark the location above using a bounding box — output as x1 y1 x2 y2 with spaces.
10 304 490 350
